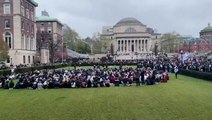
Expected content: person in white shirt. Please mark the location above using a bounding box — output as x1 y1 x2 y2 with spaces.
174 66 179 79
37 81 43 90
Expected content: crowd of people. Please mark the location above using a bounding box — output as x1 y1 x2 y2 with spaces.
0 65 170 90
178 58 212 72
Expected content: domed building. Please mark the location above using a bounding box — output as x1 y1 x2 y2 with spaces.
181 23 212 53
200 23 212 40
101 17 161 60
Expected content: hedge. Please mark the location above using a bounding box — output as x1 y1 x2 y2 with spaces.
179 69 212 81
14 64 68 74
0 69 11 76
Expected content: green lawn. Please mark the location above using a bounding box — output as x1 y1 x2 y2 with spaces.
0 75 211 120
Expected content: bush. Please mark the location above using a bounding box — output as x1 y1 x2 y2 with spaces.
0 69 11 76
179 69 212 81
14 64 68 74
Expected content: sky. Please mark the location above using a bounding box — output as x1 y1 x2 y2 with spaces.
35 0 212 38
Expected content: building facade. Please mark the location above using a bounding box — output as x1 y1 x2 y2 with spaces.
36 11 63 63
0 0 38 65
101 18 161 60
181 24 212 53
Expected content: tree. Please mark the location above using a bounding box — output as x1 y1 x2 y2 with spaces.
63 25 79 51
0 37 9 61
36 30 51 53
75 40 91 54
161 32 183 53
91 36 112 54
36 30 62 63
63 24 91 54
48 38 62 63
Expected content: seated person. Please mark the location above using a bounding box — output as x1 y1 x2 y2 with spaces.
81 81 87 88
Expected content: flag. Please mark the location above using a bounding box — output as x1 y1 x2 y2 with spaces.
183 53 189 62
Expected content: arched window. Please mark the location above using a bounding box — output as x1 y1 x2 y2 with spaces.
125 27 137 33
4 32 12 49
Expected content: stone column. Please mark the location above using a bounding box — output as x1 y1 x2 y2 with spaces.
117 40 119 52
139 40 141 52
123 40 126 53
128 40 132 53
119 40 122 52
126 40 128 52
133 40 136 53
137 40 139 52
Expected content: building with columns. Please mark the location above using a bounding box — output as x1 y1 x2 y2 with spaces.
101 17 161 60
0 0 38 65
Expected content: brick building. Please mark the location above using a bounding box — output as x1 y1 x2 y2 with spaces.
0 0 38 66
36 11 63 63
181 24 212 53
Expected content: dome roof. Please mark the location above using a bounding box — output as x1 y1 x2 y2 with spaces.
201 23 212 33
114 17 144 27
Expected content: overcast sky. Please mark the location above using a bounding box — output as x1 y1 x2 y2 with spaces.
35 0 212 38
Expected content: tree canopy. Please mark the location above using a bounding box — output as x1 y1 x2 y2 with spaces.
63 25 91 54
161 32 183 53
0 37 9 61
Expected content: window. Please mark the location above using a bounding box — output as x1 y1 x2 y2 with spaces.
23 56 25 64
28 56 30 64
4 0 10 2
31 25 34 33
33 56 35 64
125 27 137 33
48 27 52 33
26 9 29 19
25 36 29 50
27 23 29 32
21 21 24 30
21 34 25 49
4 3 11 14
21 6 25 16
30 38 33 50
7 58 10 63
5 19 10 29
41 27 44 33
5 32 12 49
31 11 34 20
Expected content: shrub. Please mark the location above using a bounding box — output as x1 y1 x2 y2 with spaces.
0 69 11 76
14 64 68 74
179 69 212 81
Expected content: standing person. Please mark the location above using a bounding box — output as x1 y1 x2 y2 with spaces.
135 71 140 86
174 65 179 79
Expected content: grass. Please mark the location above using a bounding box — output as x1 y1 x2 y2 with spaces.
0 75 211 120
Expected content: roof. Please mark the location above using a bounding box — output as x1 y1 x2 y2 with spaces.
66 49 89 58
28 0 38 7
200 23 212 33
114 17 145 27
36 16 63 26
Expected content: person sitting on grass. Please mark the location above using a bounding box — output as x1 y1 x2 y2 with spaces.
162 71 169 83
9 79 14 90
37 81 43 90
